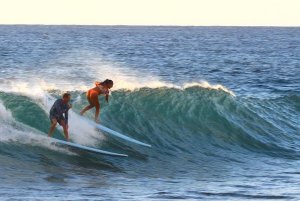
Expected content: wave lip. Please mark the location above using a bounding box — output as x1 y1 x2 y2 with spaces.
183 81 235 96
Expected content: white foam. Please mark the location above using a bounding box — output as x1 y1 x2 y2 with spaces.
0 80 51 104
183 81 235 96
0 79 106 146
0 50 235 96
0 102 75 155
0 101 13 123
43 95 105 146
30 50 172 91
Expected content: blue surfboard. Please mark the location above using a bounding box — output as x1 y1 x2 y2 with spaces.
84 118 152 148
51 138 128 157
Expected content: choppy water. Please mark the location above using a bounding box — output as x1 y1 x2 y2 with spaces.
0 26 300 200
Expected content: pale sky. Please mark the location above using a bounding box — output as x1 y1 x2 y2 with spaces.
0 0 299 26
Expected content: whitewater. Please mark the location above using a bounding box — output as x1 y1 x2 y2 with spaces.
0 26 299 200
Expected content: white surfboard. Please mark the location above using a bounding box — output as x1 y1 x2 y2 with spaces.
51 138 128 157
84 119 152 147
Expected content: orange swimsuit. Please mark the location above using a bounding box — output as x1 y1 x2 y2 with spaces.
86 83 109 107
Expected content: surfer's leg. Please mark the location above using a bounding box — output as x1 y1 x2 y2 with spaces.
94 104 100 123
60 120 69 141
90 94 100 123
80 104 94 115
84 93 100 123
48 118 57 137
80 91 95 115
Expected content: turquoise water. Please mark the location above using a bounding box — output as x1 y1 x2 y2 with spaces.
0 26 300 200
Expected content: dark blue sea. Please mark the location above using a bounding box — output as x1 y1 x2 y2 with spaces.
0 26 299 200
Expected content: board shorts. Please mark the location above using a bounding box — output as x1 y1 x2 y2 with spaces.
49 114 66 125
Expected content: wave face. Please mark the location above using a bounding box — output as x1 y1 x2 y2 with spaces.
1 87 299 164
104 87 300 158
0 26 300 200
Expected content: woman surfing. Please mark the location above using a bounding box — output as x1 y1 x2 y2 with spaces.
80 79 113 123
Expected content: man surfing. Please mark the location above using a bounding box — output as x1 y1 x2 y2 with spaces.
48 93 72 141
80 79 113 123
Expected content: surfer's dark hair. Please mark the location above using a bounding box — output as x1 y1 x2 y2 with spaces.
102 79 113 85
62 92 71 98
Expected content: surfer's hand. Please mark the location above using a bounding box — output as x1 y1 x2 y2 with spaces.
68 103 72 109
95 119 100 124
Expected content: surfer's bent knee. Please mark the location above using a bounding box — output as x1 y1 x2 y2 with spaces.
51 118 57 126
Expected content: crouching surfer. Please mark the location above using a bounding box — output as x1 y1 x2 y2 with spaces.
48 93 72 141
80 79 113 123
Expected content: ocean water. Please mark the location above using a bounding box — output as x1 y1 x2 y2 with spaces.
0 25 299 200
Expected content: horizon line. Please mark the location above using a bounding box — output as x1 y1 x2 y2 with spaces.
0 24 299 28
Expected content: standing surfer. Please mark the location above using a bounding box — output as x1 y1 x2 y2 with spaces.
48 93 72 141
80 79 113 123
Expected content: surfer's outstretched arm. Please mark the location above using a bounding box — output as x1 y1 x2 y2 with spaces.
105 94 109 103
